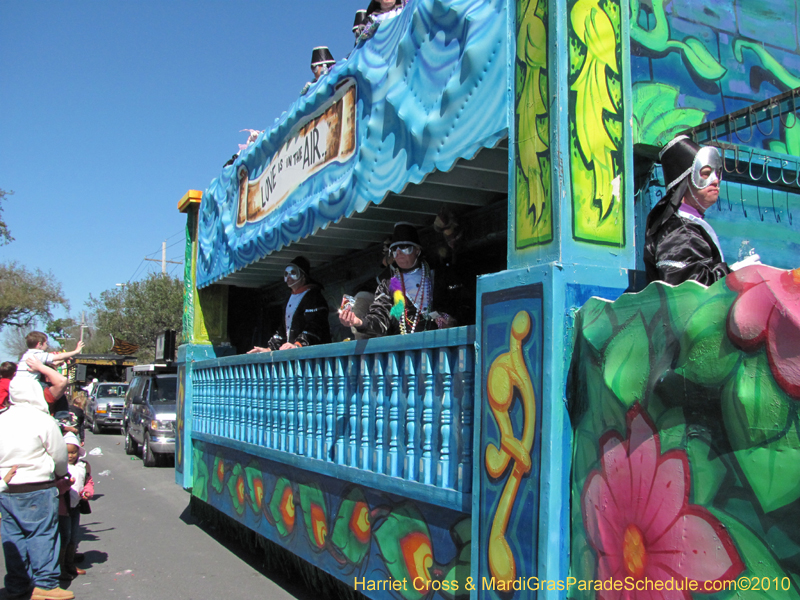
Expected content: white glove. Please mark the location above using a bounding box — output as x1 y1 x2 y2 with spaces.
730 253 761 271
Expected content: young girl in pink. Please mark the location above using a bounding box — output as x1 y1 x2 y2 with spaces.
60 432 94 579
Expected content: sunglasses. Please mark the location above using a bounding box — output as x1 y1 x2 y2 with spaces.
392 244 417 256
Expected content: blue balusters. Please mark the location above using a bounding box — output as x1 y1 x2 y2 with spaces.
257 363 266 446
314 360 324 461
458 345 474 493
325 359 334 462
305 360 314 458
438 349 453 489
347 356 358 468
335 357 346 465
373 355 386 475
271 363 280 449
359 354 372 471
404 351 418 482
420 349 435 485
295 359 304 456
279 362 288 451
387 354 401 478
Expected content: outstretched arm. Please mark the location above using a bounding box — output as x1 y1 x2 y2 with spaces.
51 340 84 364
26 356 68 399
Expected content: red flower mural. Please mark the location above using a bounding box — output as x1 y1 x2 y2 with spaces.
582 406 743 599
727 265 800 398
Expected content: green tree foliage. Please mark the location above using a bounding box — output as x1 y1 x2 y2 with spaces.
88 273 183 362
0 262 69 332
0 189 13 246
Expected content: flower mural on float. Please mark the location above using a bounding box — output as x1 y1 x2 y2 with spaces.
727 265 800 399
581 405 744 596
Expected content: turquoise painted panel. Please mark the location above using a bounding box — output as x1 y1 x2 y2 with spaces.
193 440 472 600
196 0 508 289
477 284 542 597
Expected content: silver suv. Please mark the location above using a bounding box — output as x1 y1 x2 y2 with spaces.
87 383 129 434
123 366 177 467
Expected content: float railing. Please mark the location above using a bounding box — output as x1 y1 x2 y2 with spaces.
189 326 475 506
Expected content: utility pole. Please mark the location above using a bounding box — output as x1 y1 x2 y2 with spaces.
144 240 182 274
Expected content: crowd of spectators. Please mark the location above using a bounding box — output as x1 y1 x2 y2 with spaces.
0 332 94 600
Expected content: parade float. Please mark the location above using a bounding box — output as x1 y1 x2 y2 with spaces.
174 0 800 598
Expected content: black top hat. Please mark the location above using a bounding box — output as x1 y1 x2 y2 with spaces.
310 47 335 68
353 9 368 30
389 222 421 248
659 135 701 192
289 256 311 277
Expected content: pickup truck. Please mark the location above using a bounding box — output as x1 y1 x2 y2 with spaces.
123 364 177 467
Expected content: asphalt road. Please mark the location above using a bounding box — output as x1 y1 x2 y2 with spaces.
1 430 316 600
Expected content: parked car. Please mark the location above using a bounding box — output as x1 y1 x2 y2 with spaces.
124 364 178 467
86 382 129 434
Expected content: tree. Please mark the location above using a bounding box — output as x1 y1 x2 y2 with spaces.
0 262 69 332
0 188 13 246
88 273 184 362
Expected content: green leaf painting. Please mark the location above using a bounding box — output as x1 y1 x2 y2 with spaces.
723 351 800 513
268 477 296 538
298 483 328 551
226 463 246 516
374 504 433 600
632 83 707 147
330 488 371 565
192 446 209 503
245 463 264 516
211 455 226 494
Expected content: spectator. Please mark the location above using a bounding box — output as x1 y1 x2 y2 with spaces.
69 392 88 444
0 399 73 600
644 135 761 285
58 432 92 581
339 222 456 336
248 257 331 352
10 332 82 413
0 360 15 408
17 356 69 416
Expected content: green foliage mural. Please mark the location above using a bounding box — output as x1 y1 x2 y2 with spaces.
191 446 471 600
570 265 800 598
515 0 551 248
630 0 800 151
568 0 625 246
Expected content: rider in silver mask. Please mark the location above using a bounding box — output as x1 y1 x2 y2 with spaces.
644 135 760 285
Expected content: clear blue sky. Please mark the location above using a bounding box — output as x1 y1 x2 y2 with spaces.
0 1 366 351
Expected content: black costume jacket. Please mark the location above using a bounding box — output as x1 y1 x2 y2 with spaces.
644 210 730 286
267 286 331 350
357 261 450 337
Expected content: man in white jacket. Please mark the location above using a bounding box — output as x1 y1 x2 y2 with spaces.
0 401 74 600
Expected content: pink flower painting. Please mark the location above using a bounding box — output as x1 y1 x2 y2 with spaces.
582 406 744 599
727 265 800 399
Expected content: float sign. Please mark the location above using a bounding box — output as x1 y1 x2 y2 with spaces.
236 79 357 227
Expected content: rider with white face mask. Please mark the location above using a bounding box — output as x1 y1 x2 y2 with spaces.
644 135 761 285
247 257 331 353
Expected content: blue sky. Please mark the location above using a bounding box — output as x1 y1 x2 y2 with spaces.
0 0 366 352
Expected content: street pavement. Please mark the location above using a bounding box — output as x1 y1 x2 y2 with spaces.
1 430 316 600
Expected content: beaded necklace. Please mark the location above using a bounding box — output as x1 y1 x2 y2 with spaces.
390 262 431 335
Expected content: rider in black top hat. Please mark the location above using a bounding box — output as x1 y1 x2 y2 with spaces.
644 135 760 285
339 223 455 337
